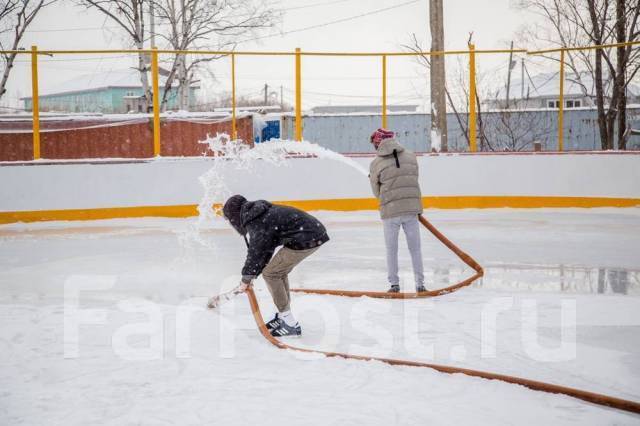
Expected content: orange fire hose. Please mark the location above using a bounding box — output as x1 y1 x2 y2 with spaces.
246 287 640 414
244 214 640 415
291 215 483 298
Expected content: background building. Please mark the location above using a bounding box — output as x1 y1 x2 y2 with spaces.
22 69 198 113
483 71 640 110
310 104 419 114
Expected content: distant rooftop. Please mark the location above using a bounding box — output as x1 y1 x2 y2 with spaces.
310 104 419 114
494 71 640 100
214 105 281 113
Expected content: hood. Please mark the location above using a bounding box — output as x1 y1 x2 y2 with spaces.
240 200 272 228
376 138 405 157
223 194 247 235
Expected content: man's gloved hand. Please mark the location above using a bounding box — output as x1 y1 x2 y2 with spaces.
238 280 253 293
207 279 253 309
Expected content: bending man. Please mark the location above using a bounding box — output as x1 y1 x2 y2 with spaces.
223 195 329 336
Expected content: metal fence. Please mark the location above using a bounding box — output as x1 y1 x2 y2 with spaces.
1 41 639 159
282 107 640 153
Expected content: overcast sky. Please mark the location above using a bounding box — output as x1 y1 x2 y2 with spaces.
4 0 544 109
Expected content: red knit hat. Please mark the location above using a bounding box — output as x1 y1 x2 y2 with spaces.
370 128 395 148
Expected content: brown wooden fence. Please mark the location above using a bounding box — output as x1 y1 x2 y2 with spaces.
0 115 254 161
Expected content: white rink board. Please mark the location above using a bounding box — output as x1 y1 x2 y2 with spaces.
1 153 639 212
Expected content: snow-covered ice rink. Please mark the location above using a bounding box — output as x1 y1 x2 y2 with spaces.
1 208 639 425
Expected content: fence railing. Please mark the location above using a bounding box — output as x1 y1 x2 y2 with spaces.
2 40 639 159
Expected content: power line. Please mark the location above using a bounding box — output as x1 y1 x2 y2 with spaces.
25 26 119 33
524 62 557 96
287 0 353 11
15 55 132 63
25 0 356 34
237 0 422 44
281 85 417 99
212 75 427 82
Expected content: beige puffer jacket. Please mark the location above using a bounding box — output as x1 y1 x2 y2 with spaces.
369 138 423 219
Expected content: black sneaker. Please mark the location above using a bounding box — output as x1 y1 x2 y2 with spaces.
270 319 302 337
388 284 400 293
416 284 427 293
265 313 280 331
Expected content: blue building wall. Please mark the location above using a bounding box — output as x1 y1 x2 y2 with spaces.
281 107 640 152
254 120 281 144
24 86 194 113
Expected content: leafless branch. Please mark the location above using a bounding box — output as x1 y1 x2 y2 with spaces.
0 0 56 100
150 0 279 110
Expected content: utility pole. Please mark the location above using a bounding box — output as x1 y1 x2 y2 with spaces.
264 83 268 105
520 58 524 100
429 0 447 152
149 1 156 49
148 1 157 112
177 0 189 110
505 41 515 109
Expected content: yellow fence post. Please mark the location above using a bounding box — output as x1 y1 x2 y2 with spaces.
558 49 565 151
295 47 302 142
151 47 161 156
468 43 477 152
231 53 237 140
30 45 41 160
382 54 387 129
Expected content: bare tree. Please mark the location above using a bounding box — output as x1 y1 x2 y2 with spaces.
403 34 470 150
151 0 278 110
405 33 554 152
403 32 500 152
482 104 555 151
197 90 290 111
517 0 640 150
79 0 153 111
0 0 56 101
613 0 640 149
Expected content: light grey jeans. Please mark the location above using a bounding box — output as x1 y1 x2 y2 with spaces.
383 214 424 287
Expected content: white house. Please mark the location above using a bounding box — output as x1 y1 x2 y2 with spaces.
483 71 640 110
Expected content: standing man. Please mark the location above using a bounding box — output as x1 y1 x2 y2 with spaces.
368 128 426 293
223 195 329 336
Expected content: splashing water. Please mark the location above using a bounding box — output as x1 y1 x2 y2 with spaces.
179 134 369 249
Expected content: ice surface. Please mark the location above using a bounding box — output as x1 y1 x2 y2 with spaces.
1 208 640 425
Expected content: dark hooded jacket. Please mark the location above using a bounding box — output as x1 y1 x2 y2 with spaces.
239 200 329 281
